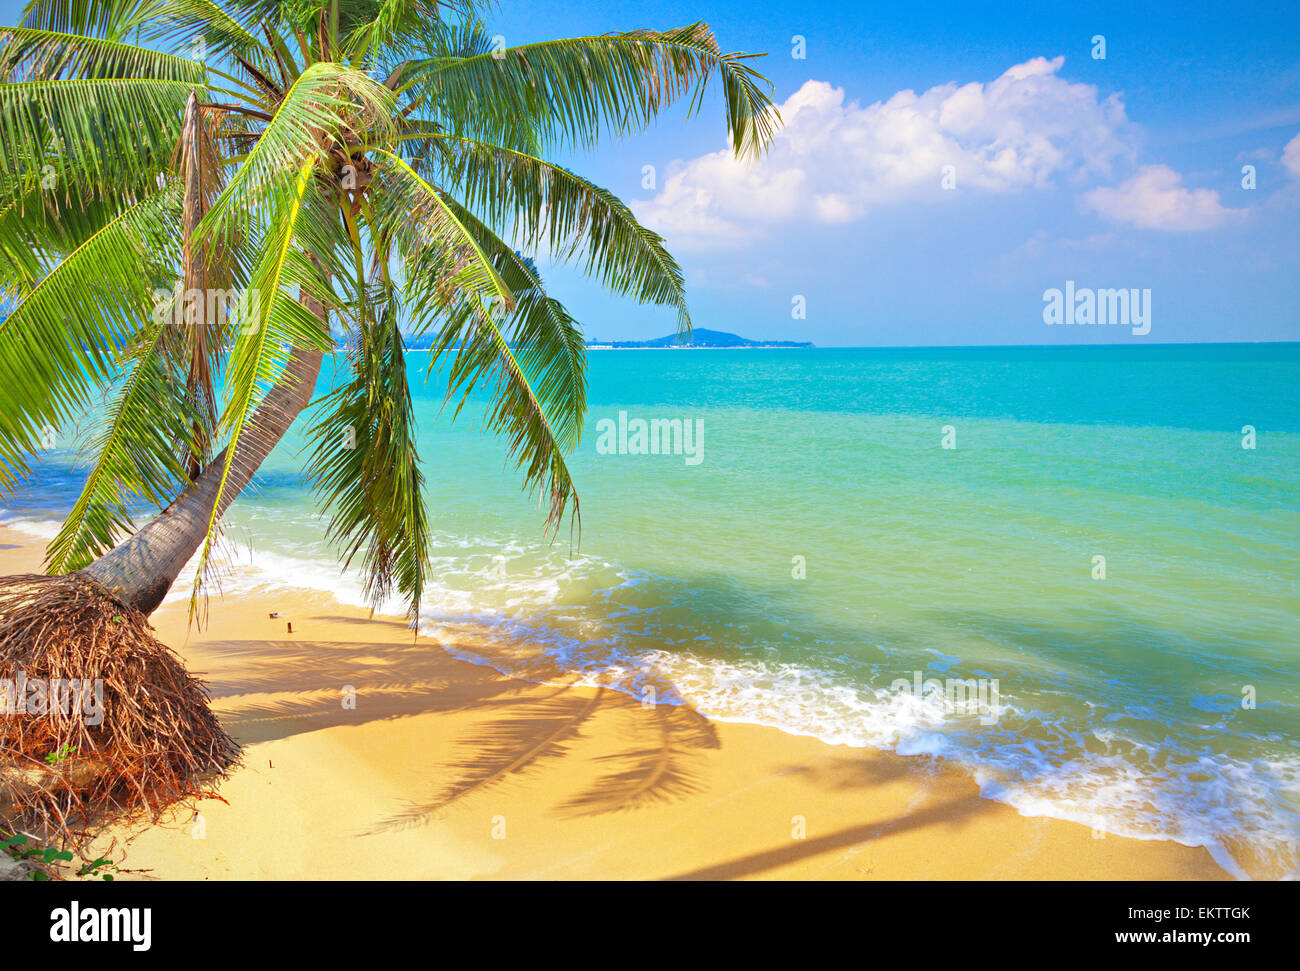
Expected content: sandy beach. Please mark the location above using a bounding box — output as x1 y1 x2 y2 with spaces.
0 526 1229 880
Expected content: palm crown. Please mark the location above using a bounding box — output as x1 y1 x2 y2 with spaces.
0 0 777 619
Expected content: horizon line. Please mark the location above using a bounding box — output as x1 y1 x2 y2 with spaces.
580 339 1300 349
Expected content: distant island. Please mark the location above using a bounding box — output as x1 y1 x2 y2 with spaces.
355 328 812 352
587 328 813 349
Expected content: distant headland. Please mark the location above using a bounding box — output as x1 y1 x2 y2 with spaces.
586 328 814 349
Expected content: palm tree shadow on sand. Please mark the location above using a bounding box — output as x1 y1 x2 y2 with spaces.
364 679 722 834
194 635 534 745
181 615 725 829
354 563 938 834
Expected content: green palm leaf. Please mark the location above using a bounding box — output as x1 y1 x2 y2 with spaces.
420 132 690 332
185 160 337 614
405 22 779 159
45 317 200 573
371 148 513 311
343 0 448 65
134 0 283 80
374 150 580 533
305 301 430 617
0 77 200 196
437 196 588 451
18 0 160 41
0 26 207 83
197 60 395 242
0 184 182 490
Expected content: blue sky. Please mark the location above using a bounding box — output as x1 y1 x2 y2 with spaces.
493 0 1300 345
5 0 1299 345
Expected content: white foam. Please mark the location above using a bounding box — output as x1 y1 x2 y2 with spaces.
0 514 61 540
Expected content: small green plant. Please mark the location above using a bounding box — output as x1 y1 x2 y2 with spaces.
2 832 73 880
43 743 76 765
3 831 119 881
77 856 117 881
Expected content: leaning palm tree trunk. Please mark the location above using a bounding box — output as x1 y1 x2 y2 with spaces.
81 331 324 616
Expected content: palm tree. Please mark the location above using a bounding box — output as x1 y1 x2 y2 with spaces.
0 0 777 621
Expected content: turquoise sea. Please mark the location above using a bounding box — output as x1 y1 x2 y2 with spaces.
4 343 1299 878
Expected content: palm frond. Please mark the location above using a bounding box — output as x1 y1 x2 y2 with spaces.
0 184 182 492
18 0 160 41
134 0 276 68
174 90 237 476
305 301 430 617
342 0 447 65
184 160 338 616
0 26 207 83
197 60 395 243
405 22 779 159
44 319 200 573
422 132 690 332
0 77 200 197
436 198 588 451
0 190 154 298
370 148 513 310
374 152 581 534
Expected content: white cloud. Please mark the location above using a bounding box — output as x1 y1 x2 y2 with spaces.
1081 164 1242 231
1283 131 1300 178
632 56 1133 249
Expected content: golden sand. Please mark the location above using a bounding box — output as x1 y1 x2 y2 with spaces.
0 527 1229 880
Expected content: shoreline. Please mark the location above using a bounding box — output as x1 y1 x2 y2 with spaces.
0 526 1231 879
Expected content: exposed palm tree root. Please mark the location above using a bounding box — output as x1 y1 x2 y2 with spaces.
0 573 238 847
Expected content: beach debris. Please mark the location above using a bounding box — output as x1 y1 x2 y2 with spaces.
268 612 280 619
286 622 294 634
0 572 239 849
0 851 34 881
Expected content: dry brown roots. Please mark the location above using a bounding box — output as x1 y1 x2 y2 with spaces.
0 573 238 846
